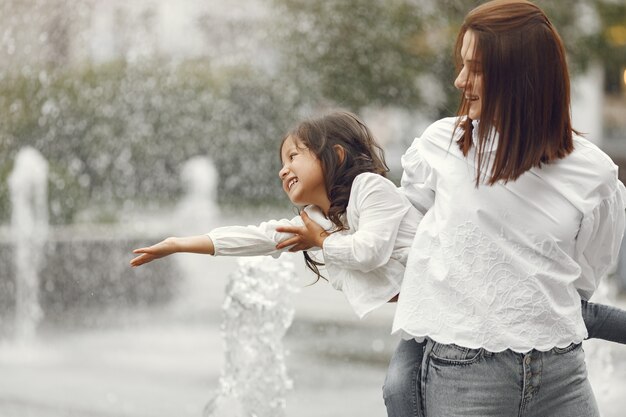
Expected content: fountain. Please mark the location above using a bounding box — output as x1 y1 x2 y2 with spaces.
204 256 298 417
170 155 298 416
172 156 223 311
176 156 220 233
8 147 49 341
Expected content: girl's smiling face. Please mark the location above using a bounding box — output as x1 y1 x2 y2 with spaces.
279 135 330 213
454 30 483 120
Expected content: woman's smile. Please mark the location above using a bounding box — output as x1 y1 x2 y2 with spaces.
455 29 483 120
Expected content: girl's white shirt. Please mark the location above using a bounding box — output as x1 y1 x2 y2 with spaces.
394 116 626 353
207 172 423 318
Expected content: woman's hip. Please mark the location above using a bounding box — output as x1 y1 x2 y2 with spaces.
420 338 599 417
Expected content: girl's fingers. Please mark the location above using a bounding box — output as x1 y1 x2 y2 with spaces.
276 241 296 250
290 243 312 252
134 246 163 255
130 253 154 267
276 236 300 249
275 225 302 234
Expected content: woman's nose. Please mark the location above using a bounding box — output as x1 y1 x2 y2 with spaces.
454 69 468 90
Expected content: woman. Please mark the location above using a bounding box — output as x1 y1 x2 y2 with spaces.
387 1 625 416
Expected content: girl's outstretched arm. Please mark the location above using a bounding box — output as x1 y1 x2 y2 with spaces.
130 235 215 267
130 207 333 267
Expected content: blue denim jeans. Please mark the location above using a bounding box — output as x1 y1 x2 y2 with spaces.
384 338 600 417
383 338 425 417
425 339 599 417
582 299 626 344
384 300 625 416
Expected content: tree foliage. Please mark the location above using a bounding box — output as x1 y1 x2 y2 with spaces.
1 0 623 224
0 62 301 224
272 0 431 110
271 0 626 115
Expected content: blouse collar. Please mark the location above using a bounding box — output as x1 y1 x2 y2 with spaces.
471 119 499 153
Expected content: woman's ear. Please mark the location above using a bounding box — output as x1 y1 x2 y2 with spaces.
333 145 346 164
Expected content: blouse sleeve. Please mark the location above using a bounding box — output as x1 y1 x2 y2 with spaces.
208 206 333 258
322 174 412 272
574 182 626 300
399 137 436 214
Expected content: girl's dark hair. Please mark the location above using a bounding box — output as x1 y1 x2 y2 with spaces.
454 0 575 186
280 110 388 282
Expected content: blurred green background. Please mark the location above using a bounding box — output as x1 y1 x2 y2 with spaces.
0 0 624 225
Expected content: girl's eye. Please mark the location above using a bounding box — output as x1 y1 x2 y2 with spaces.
289 153 297 160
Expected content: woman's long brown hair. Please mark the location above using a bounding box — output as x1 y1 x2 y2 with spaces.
454 0 575 186
280 111 388 282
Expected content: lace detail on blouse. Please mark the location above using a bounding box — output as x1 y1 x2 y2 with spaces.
394 220 587 352
395 116 625 352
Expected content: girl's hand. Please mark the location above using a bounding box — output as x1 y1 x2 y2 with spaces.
130 238 179 267
275 211 329 252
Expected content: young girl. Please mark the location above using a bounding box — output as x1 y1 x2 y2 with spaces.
131 111 423 319
131 110 626 413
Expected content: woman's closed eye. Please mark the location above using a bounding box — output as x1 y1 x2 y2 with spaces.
461 67 481 76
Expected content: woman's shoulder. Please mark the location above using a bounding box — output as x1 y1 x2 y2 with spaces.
401 116 462 169
561 135 619 192
406 116 463 155
421 116 462 143
542 134 621 207
423 116 461 133
570 135 619 176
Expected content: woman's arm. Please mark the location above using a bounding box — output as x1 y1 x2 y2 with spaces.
399 136 436 215
574 184 626 299
581 300 626 344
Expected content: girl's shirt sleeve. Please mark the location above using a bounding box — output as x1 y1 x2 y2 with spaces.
574 181 626 300
399 137 435 214
322 173 412 272
207 206 332 258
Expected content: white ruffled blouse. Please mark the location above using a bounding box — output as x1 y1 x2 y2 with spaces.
393 117 626 352
207 172 423 318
